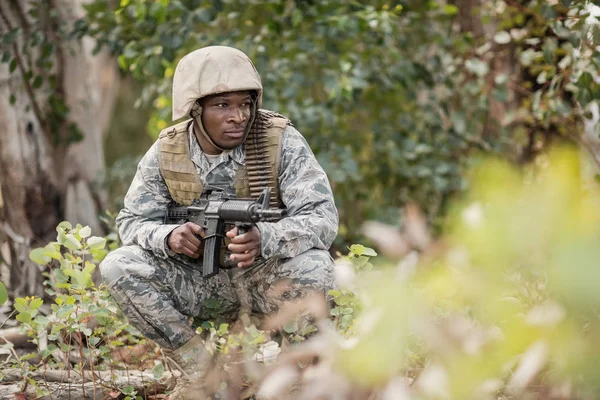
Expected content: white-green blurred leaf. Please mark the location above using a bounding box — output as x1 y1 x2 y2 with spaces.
87 236 106 250
29 248 51 265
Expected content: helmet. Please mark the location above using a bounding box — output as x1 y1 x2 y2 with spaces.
172 46 263 121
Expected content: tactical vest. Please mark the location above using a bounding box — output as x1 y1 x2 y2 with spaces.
158 110 290 207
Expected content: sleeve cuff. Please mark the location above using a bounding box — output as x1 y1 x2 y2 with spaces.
255 221 276 259
154 224 181 259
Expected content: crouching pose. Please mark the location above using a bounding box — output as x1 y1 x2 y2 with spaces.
99 46 338 398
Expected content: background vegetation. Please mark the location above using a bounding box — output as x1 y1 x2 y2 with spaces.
1 0 600 399
90 0 600 246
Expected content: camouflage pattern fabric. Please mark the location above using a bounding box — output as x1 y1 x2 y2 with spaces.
101 245 334 349
100 124 338 349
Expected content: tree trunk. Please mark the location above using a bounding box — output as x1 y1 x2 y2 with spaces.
0 0 118 298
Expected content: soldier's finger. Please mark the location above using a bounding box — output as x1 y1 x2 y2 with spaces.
179 238 202 257
186 222 206 238
225 226 238 239
178 228 201 247
237 253 258 268
231 248 258 265
227 242 253 253
229 232 250 244
229 229 259 244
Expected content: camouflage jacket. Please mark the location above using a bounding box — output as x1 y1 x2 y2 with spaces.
116 125 339 260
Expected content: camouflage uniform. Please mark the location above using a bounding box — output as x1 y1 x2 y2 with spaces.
100 122 338 349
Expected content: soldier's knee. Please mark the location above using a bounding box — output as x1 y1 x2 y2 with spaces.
279 249 336 292
99 245 155 287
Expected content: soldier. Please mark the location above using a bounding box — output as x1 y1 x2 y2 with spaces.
99 46 338 398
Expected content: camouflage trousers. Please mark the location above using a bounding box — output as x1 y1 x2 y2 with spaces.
99 245 335 349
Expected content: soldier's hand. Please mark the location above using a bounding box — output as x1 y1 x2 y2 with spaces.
168 222 205 258
226 226 261 268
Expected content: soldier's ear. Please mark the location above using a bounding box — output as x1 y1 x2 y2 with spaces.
190 100 202 119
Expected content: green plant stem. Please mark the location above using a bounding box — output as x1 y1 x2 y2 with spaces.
86 338 97 400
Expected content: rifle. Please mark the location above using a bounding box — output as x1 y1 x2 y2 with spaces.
164 188 285 278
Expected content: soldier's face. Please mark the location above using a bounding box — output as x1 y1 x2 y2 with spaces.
197 90 252 154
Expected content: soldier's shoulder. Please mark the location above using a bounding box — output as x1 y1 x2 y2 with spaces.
158 119 193 140
257 109 293 127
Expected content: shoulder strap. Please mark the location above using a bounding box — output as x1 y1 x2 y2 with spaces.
265 117 288 203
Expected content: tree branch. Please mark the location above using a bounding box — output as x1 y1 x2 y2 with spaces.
0 2 51 146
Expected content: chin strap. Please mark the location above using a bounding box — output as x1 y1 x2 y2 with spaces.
190 96 258 152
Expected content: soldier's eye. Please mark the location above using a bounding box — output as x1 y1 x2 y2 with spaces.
216 103 228 108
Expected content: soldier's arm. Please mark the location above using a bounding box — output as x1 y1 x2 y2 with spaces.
116 141 180 258
255 126 339 259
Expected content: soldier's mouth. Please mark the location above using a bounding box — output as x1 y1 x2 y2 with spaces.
224 128 246 138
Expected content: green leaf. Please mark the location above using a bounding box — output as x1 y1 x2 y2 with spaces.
118 54 128 70
217 323 229 336
465 58 489 77
30 297 43 310
83 262 96 276
63 234 82 250
14 303 27 313
283 321 298 333
16 311 32 323
349 244 367 256
3 28 20 45
34 316 49 326
443 4 458 16
56 304 74 318
0 282 7 305
92 307 111 318
30 248 52 265
58 221 72 230
121 386 136 396
152 363 165 379
8 59 17 73
87 236 106 250
91 249 108 262
79 226 91 238
578 72 593 89
493 31 512 45
14 297 27 306
360 247 377 257
41 344 57 357
43 244 62 261
21 352 37 361
57 228 67 245
32 75 43 89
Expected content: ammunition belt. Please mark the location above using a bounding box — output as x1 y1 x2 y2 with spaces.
244 110 289 208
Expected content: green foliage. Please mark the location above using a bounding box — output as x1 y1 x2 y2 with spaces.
81 0 481 243
6 159 600 398
80 0 600 247
0 222 146 396
0 282 7 306
333 148 600 397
